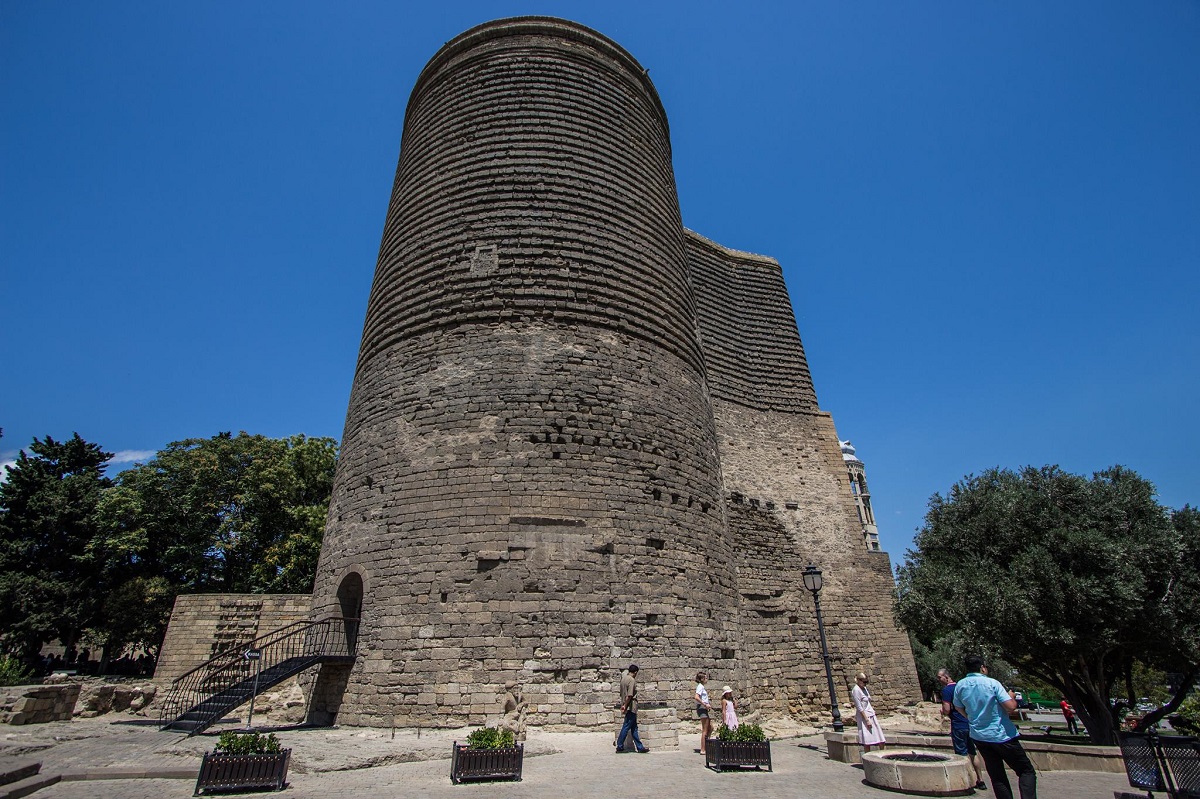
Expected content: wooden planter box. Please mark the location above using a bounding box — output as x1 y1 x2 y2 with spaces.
705 738 772 771
450 742 524 784
195 749 291 794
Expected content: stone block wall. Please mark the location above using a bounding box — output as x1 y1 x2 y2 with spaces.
0 684 80 724
303 16 919 730
154 593 312 684
309 17 741 729
687 233 920 717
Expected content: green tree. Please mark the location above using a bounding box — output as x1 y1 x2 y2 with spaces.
896 465 1198 745
909 630 1014 702
0 433 113 665
91 432 337 655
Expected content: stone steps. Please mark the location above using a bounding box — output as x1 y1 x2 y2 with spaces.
0 763 59 799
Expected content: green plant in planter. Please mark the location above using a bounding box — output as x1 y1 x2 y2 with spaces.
213 731 283 755
716 723 766 743
465 727 516 750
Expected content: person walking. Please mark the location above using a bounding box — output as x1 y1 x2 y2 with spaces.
720 686 739 731
852 672 886 752
617 664 649 754
1060 699 1080 735
937 668 987 790
953 655 1037 799
694 672 712 753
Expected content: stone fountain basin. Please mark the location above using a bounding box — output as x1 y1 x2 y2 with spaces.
861 750 975 796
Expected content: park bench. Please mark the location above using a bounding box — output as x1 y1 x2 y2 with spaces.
1117 730 1200 799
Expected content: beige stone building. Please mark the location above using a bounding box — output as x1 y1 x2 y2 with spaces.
841 441 882 552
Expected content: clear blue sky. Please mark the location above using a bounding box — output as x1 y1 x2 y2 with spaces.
3 1 1197 561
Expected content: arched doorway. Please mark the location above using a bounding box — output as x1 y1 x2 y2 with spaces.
336 571 363 653
307 570 364 726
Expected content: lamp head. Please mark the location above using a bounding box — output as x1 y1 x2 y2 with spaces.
802 563 823 593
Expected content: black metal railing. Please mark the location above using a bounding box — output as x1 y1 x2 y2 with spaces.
1118 729 1200 798
159 616 358 734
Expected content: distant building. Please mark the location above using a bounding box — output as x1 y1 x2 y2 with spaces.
841 441 880 551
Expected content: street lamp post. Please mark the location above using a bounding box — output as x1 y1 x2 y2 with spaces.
802 563 844 733
244 648 262 731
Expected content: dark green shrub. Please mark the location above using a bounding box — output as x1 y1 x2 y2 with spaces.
214 731 283 755
465 726 516 750
715 723 765 743
0 656 34 687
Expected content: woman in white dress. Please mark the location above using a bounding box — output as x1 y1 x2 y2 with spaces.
852 672 885 751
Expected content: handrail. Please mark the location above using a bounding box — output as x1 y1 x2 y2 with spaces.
158 616 358 732
164 618 321 687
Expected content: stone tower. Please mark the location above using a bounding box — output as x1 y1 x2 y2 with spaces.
309 17 919 728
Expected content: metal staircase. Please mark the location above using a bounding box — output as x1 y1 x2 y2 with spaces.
159 616 357 735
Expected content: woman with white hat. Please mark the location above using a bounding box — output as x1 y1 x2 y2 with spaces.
721 686 739 730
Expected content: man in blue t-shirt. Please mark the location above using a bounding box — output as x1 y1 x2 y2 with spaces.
938 668 986 790
953 655 1038 799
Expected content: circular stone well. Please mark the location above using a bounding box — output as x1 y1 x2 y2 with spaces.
861 751 975 796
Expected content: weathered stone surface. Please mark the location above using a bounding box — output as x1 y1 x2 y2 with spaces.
861 750 974 795
827 730 1127 774
303 15 919 729
74 682 157 718
154 593 311 684
156 16 920 731
0 684 80 725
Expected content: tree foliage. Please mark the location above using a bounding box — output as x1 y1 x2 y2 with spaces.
91 432 338 657
896 465 1197 745
0 434 113 663
0 430 337 672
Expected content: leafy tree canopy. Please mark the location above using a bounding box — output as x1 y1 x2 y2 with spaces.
0 430 337 671
0 433 113 661
93 431 337 597
896 465 1197 745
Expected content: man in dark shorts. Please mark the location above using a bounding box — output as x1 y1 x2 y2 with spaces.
938 668 987 790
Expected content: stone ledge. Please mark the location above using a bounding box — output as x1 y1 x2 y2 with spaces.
826 730 1125 773
0 773 59 799
0 685 81 725
60 768 196 781
862 751 974 796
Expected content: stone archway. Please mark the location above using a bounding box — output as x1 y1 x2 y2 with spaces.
336 571 363 653
307 570 364 726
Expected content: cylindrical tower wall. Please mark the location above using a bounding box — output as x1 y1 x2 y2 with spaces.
312 17 742 727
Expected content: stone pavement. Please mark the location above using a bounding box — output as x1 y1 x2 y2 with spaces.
4 715 1129 799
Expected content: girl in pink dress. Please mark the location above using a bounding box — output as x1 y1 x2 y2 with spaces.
721 686 739 730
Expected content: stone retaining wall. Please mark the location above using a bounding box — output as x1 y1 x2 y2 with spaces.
154 593 312 684
0 684 81 725
825 730 1126 773
613 707 680 751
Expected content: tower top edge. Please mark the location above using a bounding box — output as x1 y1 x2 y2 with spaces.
411 16 669 135
684 228 781 268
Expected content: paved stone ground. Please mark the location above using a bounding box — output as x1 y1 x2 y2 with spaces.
4 715 1129 799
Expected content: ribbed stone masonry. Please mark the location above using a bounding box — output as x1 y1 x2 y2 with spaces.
303 16 919 728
